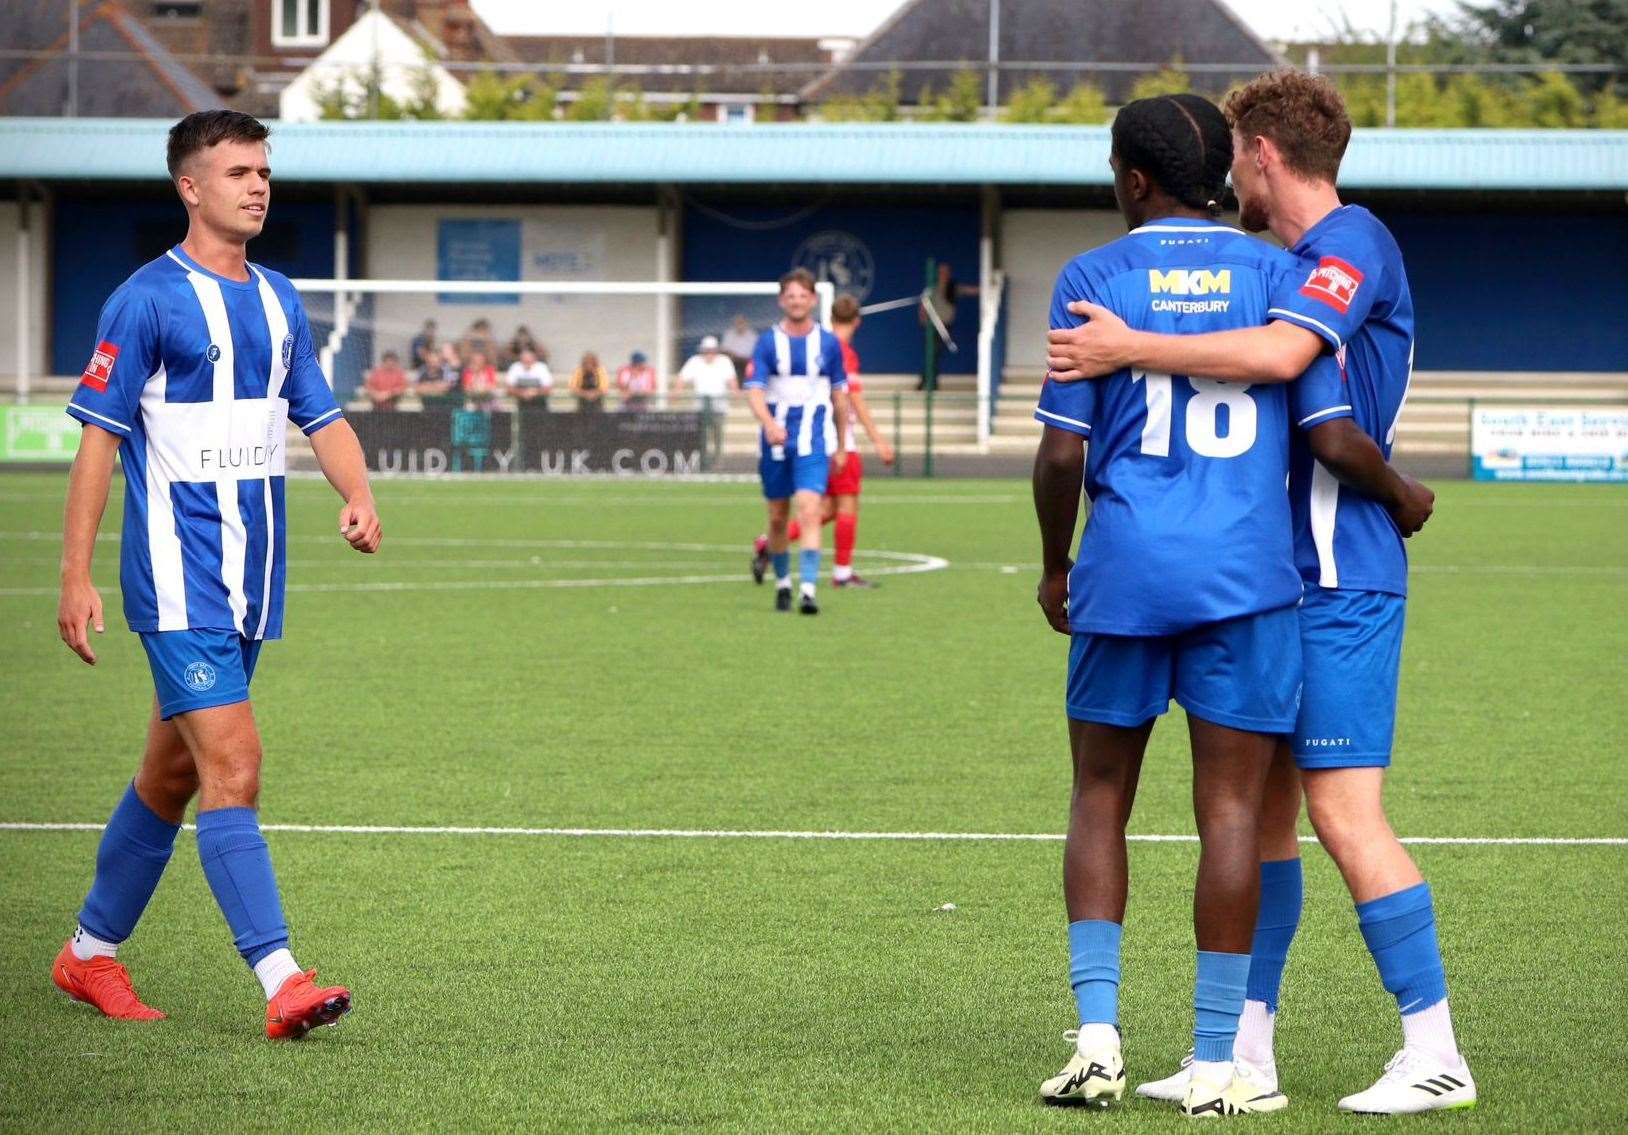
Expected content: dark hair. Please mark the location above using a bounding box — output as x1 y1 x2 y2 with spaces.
1224 70 1351 183
166 110 270 179
1111 94 1233 215
830 294 861 324
779 267 817 295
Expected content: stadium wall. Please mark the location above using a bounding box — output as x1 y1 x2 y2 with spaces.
1001 209 1126 373
365 204 667 374
0 201 49 381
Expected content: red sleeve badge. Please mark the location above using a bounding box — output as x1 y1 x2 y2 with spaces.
80 341 119 392
1299 256 1364 314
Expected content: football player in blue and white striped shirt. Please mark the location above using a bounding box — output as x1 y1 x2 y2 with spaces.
53 111 379 1039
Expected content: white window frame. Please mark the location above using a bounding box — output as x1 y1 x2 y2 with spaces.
716 102 756 125
270 0 330 48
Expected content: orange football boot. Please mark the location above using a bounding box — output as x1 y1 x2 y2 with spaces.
266 970 351 1039
52 940 166 1020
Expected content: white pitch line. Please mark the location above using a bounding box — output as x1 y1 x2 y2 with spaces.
0 822 1619 846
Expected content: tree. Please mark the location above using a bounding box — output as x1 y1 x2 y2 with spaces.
1431 0 1627 93
565 76 616 121
1129 61 1192 101
819 70 903 122
1003 76 1056 123
1056 83 1111 124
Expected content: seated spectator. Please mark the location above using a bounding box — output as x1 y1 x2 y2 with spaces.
507 346 553 406
616 350 658 412
461 318 499 367
507 324 544 367
409 319 437 371
677 335 738 462
720 314 757 381
570 352 610 411
364 350 410 411
461 350 500 411
417 342 463 400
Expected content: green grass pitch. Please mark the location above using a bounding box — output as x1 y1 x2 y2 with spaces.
1 471 1623 1131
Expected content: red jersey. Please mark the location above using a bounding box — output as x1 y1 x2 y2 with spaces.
840 339 862 452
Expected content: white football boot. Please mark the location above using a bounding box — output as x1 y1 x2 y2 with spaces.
1135 1050 1192 1102
1039 1028 1126 1108
1181 1066 1291 1117
1338 1046 1477 1114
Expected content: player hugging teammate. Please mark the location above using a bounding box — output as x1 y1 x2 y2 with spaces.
1035 75 1472 1118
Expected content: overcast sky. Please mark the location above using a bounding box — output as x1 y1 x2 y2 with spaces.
471 0 1460 42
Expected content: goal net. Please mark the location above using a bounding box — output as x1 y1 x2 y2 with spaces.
290 277 833 475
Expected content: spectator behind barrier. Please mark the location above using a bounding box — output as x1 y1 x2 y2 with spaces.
677 334 737 463
462 319 499 368
364 350 410 411
617 350 658 412
571 352 610 412
508 324 544 368
720 313 757 382
409 319 437 371
418 342 463 404
461 350 500 411
507 346 553 407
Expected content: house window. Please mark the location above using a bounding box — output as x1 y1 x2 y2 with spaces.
717 103 755 125
272 0 329 48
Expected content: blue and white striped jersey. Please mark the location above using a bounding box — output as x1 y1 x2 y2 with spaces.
746 323 848 458
65 245 343 640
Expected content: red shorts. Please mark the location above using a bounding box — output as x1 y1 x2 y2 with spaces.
827 450 864 497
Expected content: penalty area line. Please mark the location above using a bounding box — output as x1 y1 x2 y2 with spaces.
0 822 1621 846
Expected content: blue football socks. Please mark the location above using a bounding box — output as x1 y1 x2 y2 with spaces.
1356 882 1448 1016
1067 919 1123 1027
195 807 290 967
1193 950 1252 1063
799 548 821 589
1245 857 1304 1012
771 550 790 584
76 782 181 949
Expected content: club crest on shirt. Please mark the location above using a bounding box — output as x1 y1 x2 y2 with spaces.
281 334 294 369
183 661 217 692
1299 256 1363 314
80 341 119 392
206 343 222 363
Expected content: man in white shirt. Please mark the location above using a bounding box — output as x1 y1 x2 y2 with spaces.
505 346 553 407
677 334 738 463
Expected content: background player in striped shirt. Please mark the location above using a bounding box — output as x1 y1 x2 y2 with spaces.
1046 71 1472 1115
744 268 851 615
53 110 380 1039
780 293 895 588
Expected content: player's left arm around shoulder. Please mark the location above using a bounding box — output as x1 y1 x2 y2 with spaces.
1033 425 1084 635
307 419 382 553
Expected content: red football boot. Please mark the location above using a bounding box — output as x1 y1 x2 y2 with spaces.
52 940 166 1020
266 970 351 1039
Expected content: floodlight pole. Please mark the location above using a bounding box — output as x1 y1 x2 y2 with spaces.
985 0 1001 119
1385 0 1399 128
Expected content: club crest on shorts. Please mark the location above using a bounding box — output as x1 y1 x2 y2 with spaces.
183 661 217 692
206 343 222 363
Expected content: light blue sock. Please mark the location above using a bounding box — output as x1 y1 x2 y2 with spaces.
799 548 821 588
1357 882 1448 1015
1245 857 1303 1011
1193 950 1251 1062
1067 919 1122 1026
195 807 290 967
77 783 180 944
771 550 790 583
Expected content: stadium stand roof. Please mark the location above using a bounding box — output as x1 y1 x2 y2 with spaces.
2 118 1625 191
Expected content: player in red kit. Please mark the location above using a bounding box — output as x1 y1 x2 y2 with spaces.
754 294 894 587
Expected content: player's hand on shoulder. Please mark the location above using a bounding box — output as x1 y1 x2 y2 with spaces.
1391 474 1435 537
1037 567 1072 636
340 495 383 554
1046 301 1130 382
58 577 104 665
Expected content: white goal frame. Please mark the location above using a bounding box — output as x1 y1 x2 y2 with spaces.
290 277 835 397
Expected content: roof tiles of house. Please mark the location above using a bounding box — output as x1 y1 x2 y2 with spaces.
0 0 222 117
804 0 1282 104
502 36 834 97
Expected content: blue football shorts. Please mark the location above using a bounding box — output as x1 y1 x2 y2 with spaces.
1292 588 1406 769
759 444 830 500
140 629 263 720
1067 604 1303 734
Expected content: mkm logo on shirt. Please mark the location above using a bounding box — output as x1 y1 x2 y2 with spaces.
81 341 119 392
183 661 217 692
1148 269 1231 296
1300 256 1363 314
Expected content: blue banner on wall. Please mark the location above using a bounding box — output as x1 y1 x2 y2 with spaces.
437 219 520 304
680 201 980 375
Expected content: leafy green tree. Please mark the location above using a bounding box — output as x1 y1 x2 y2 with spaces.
928 69 985 122
1523 68 1591 125
566 76 616 121
1129 61 1192 101
1431 0 1627 93
819 70 903 122
1056 82 1110 124
1003 76 1056 123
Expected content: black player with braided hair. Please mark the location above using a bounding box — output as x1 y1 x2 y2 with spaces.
1030 91 1352 1116
1108 93 1233 226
